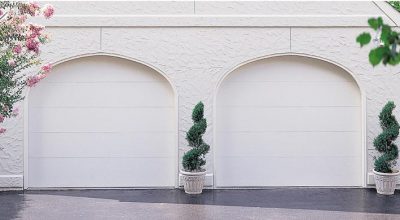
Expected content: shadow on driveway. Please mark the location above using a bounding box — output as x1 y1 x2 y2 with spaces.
2 188 396 215
0 191 28 220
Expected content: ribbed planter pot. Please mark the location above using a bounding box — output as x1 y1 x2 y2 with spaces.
373 169 399 195
181 170 206 194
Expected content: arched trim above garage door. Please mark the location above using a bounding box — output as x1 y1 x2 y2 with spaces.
214 53 366 187
216 53 364 93
25 52 179 95
24 53 178 189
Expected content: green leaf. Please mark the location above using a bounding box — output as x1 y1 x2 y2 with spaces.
388 54 400 66
369 47 386 66
356 32 371 47
378 17 383 27
368 17 383 30
389 1 400 12
368 18 379 30
380 25 392 45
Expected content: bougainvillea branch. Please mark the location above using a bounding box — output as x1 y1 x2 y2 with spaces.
0 1 54 134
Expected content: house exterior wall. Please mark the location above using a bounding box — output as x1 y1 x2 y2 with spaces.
0 1 399 189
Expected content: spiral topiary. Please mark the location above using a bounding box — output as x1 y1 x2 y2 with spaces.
373 101 400 173
182 102 210 172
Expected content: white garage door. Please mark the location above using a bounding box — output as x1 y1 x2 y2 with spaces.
28 56 175 188
216 56 362 187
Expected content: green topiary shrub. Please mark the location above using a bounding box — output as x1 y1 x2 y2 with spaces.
182 102 210 172
373 101 400 173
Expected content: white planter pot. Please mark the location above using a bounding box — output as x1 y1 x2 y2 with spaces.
373 169 399 195
181 170 206 194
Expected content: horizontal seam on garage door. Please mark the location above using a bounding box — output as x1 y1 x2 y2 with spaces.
29 131 175 133
224 81 356 83
218 105 361 108
215 155 363 158
28 156 175 158
216 130 360 133
29 106 174 109
41 81 170 84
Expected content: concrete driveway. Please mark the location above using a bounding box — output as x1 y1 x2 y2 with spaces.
1 188 400 220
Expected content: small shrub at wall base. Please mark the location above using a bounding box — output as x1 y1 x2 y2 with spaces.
181 102 210 194
182 102 210 172
373 101 400 195
373 101 399 173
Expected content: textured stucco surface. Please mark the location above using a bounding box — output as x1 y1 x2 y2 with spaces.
0 1 399 188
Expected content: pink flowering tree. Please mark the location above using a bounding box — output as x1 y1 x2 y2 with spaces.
0 2 54 134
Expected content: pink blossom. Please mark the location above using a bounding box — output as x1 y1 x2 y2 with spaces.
28 2 40 16
0 9 3 17
13 45 22 54
11 108 19 117
26 38 40 53
42 4 54 19
19 15 28 23
0 114 4 123
7 59 16 67
19 2 39 16
0 128 6 134
28 24 44 39
26 74 47 87
14 24 23 33
7 10 16 19
29 24 44 34
41 63 52 73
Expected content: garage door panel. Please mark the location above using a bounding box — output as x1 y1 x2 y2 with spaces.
29 107 174 132
216 156 362 186
29 132 175 158
216 131 361 157
217 107 360 132
28 157 175 187
216 56 362 187
30 82 173 107
218 82 360 107
28 56 175 188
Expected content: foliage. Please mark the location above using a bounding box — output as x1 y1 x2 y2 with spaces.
182 102 210 172
0 1 54 134
388 1 400 12
373 101 400 173
356 17 400 66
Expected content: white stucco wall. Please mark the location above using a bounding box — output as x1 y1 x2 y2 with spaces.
0 1 399 188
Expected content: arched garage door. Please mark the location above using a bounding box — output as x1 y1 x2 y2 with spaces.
28 56 175 188
216 56 362 187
